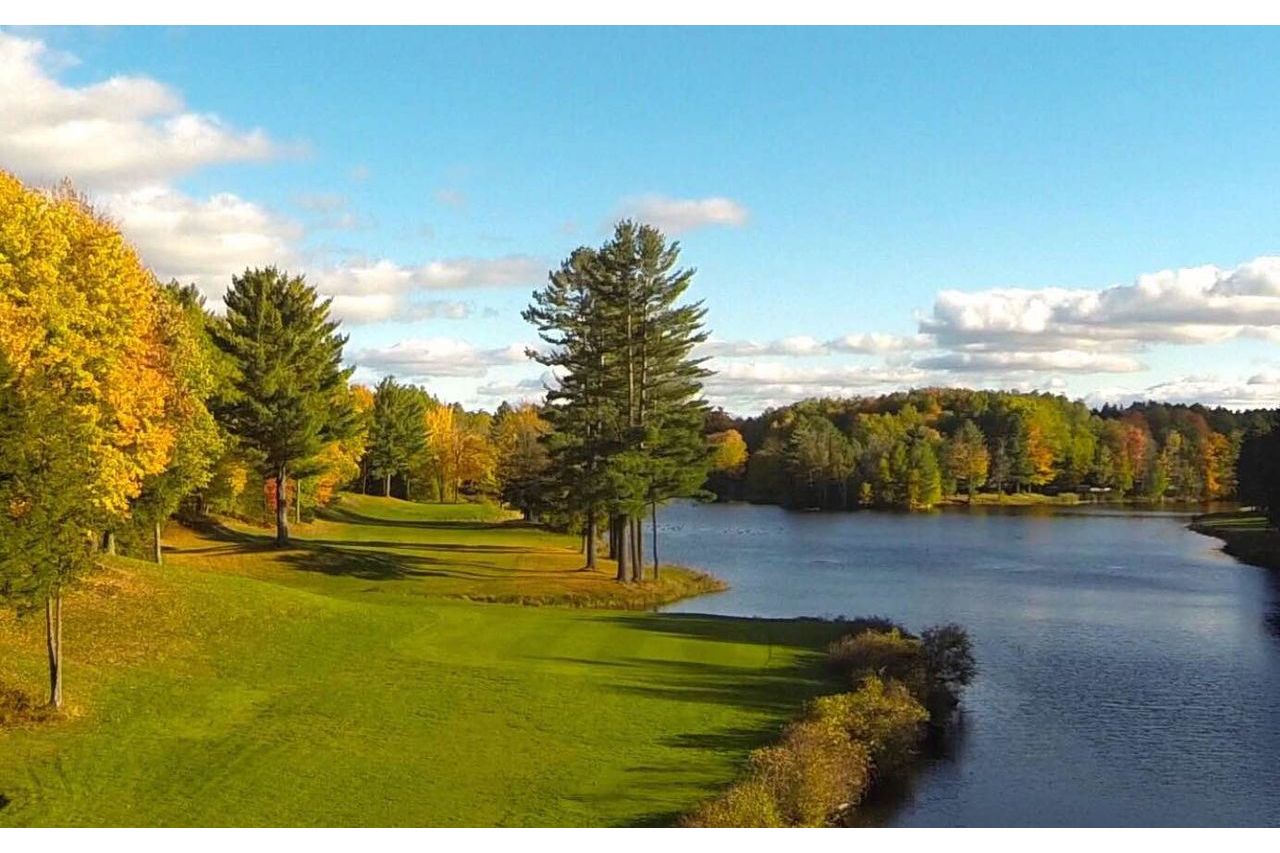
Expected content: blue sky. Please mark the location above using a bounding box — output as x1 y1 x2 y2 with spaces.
5 26 1280 412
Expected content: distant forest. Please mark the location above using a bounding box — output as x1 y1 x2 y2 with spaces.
703 388 1278 511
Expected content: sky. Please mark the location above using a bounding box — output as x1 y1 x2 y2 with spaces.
4 25 1280 414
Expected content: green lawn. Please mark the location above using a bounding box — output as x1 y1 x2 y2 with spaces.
0 496 843 827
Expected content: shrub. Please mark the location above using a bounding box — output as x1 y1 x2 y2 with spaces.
812 676 929 780
827 628 925 695
920 623 976 712
682 779 784 827
751 716 872 826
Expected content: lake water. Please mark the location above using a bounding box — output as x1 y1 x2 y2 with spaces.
656 501 1280 827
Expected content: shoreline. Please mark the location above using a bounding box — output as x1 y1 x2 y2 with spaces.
1188 511 1280 572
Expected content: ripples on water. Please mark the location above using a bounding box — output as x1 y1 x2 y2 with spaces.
657 501 1280 827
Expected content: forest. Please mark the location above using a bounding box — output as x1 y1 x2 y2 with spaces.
704 389 1278 511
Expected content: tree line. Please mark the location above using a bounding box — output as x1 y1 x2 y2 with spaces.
0 172 719 707
706 388 1275 511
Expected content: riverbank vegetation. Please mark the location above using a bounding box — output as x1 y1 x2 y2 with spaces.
684 620 975 827
706 390 1276 511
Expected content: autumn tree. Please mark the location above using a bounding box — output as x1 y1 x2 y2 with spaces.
0 173 180 706
945 420 989 500
422 404 494 503
493 402 552 520
126 282 221 563
210 267 355 546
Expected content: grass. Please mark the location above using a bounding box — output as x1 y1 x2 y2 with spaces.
942 491 1082 506
168 494 725 608
0 495 843 827
1190 510 1280 571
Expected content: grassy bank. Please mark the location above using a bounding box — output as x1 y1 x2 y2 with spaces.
942 492 1083 507
0 495 841 827
1190 510 1280 571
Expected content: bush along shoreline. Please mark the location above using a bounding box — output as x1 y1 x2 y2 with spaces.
683 619 976 827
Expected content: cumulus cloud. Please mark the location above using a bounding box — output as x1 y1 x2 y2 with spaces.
353 338 533 380
0 31 281 191
701 361 935 411
308 256 543 324
99 185 302 295
699 333 930 359
921 256 1280 352
613 194 749 234
1086 373 1280 410
914 350 1143 374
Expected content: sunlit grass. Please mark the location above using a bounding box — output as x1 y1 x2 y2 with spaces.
0 495 838 827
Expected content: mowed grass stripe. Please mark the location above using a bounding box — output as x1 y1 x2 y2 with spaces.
0 497 842 826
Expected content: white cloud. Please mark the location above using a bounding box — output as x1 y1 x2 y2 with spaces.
99 185 301 296
415 256 544 289
914 350 1143 374
0 31 280 191
922 256 1280 352
353 338 533 380
1086 373 1280 410
613 194 749 234
699 332 930 359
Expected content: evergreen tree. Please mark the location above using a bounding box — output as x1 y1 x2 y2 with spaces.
526 222 711 581
210 267 355 546
367 376 427 498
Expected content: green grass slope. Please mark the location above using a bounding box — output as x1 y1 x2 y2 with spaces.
0 496 842 827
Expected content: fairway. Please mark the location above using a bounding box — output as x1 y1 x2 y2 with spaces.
0 497 843 827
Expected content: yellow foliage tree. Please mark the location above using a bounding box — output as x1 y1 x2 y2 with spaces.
0 172 179 707
708 429 749 474
423 404 495 502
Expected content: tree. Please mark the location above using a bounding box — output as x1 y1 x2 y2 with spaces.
367 376 427 497
210 267 355 546
709 429 749 475
127 282 222 563
493 403 552 520
0 173 179 706
945 420 989 500
422 404 494 503
526 222 711 581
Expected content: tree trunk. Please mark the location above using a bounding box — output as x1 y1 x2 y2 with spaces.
384 473 392 497
275 464 290 546
153 521 163 564
651 503 659 579
101 530 115 555
295 483 302 524
585 509 597 570
615 516 629 582
630 516 643 582
46 592 63 709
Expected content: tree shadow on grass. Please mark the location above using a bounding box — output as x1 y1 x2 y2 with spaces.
173 518 548 583
318 506 518 532
543 613 848 826
301 538 554 556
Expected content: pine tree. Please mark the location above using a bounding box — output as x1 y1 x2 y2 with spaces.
210 267 356 546
367 376 427 498
526 222 711 581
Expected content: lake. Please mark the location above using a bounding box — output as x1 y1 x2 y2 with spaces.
657 501 1280 827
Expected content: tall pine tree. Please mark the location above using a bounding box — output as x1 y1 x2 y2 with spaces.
211 267 355 546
